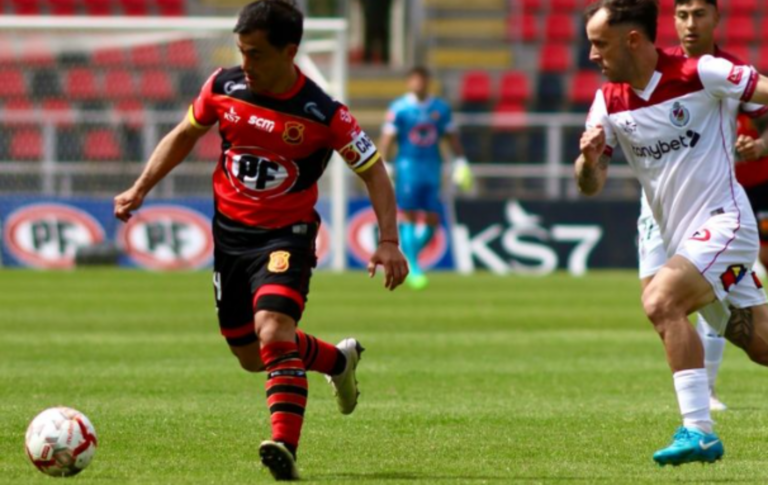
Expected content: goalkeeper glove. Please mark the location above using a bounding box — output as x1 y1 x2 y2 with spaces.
451 156 473 192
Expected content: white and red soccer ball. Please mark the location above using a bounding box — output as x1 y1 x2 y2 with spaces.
25 407 97 477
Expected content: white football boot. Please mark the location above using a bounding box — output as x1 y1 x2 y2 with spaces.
710 388 727 412
326 338 364 415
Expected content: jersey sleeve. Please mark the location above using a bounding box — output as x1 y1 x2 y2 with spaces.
740 100 768 118
188 69 221 129
331 105 381 174
441 102 457 134
698 55 759 103
585 89 618 157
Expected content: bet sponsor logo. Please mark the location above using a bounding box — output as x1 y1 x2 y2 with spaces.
631 130 700 160
118 205 213 270
3 203 105 269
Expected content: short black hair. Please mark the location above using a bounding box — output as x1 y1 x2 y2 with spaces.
674 0 717 8
408 66 431 79
585 0 659 43
234 0 303 48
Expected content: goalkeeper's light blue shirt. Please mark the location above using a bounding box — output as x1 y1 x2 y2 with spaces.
383 93 455 187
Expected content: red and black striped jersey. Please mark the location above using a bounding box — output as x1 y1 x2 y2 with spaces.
189 66 380 228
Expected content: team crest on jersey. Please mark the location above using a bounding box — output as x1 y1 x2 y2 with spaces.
720 264 748 292
669 102 690 127
408 122 438 147
283 121 305 145
224 146 299 199
618 116 637 135
268 250 291 273
728 65 744 85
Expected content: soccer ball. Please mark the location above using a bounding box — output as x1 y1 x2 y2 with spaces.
25 407 98 477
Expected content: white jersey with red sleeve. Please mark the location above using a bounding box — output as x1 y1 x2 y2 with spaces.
586 49 761 254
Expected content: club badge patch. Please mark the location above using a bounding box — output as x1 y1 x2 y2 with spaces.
720 264 748 292
282 122 305 145
268 250 291 273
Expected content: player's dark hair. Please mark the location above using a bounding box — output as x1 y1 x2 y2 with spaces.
674 0 717 7
584 0 659 43
234 0 303 48
408 66 431 79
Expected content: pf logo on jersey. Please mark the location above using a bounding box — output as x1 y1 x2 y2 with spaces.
225 146 299 199
669 102 690 127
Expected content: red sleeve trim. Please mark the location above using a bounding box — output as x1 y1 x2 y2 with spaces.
741 69 759 102
254 284 305 311
741 105 768 119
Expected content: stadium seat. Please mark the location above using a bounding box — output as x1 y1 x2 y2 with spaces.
550 0 580 11
83 0 112 15
46 0 78 15
31 69 61 99
0 69 27 98
119 0 150 16
536 73 564 112
114 100 145 129
139 71 174 101
64 69 99 101
539 44 572 73
10 128 43 161
544 14 576 43
158 0 185 16
499 71 530 105
657 17 678 47
569 70 602 111
167 40 199 69
4 99 35 127
83 129 122 161
130 44 163 67
490 102 527 163
722 0 758 14
720 44 751 64
519 0 542 13
195 132 221 161
722 16 755 45
658 0 675 15
11 0 41 15
93 48 126 67
21 41 55 67
756 45 768 74
507 14 538 42
460 71 492 111
41 99 77 128
103 70 136 99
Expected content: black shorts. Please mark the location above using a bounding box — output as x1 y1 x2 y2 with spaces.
745 183 768 244
212 213 318 346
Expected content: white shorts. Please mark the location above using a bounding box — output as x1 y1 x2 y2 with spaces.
638 207 666 279
677 211 767 329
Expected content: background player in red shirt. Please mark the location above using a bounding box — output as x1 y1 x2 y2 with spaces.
113 1 407 480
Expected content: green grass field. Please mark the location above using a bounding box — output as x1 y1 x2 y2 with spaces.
1 270 768 484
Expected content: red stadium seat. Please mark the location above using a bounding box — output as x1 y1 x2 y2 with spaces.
569 70 602 107
20 39 55 67
158 0 185 16
103 70 136 99
539 44 572 73
11 0 41 15
658 0 675 15
499 71 530 105
93 48 126 67
195 131 221 161
65 68 99 101
0 69 27 98
167 40 199 69
130 44 163 67
756 45 768 74
507 15 538 42
550 0 580 11
722 16 756 45
114 100 145 129
656 17 678 48
491 102 526 130
4 99 34 127
139 71 174 101
10 128 43 161
460 71 492 104
719 44 752 65
519 0 542 13
119 0 149 16
83 129 121 161
722 0 758 14
41 99 76 127
545 14 576 43
47 0 78 15
83 0 112 15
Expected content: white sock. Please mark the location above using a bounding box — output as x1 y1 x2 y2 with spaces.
673 369 712 434
696 315 726 390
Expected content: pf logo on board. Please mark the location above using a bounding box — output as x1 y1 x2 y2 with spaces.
3 204 105 269
119 206 213 270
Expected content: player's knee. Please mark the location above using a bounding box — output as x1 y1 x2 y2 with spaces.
255 310 295 344
642 291 679 331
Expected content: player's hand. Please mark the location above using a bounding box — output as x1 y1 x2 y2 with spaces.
367 242 408 291
735 134 765 162
114 186 145 222
451 156 473 192
580 125 606 164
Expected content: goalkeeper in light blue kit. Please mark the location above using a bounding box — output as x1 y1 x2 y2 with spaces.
379 66 472 289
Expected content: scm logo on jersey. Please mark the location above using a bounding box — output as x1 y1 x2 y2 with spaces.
3 204 105 269
119 205 213 270
225 146 299 200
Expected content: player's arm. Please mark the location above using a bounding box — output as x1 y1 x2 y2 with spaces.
114 116 209 221
745 75 768 106
357 160 409 290
575 125 610 196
